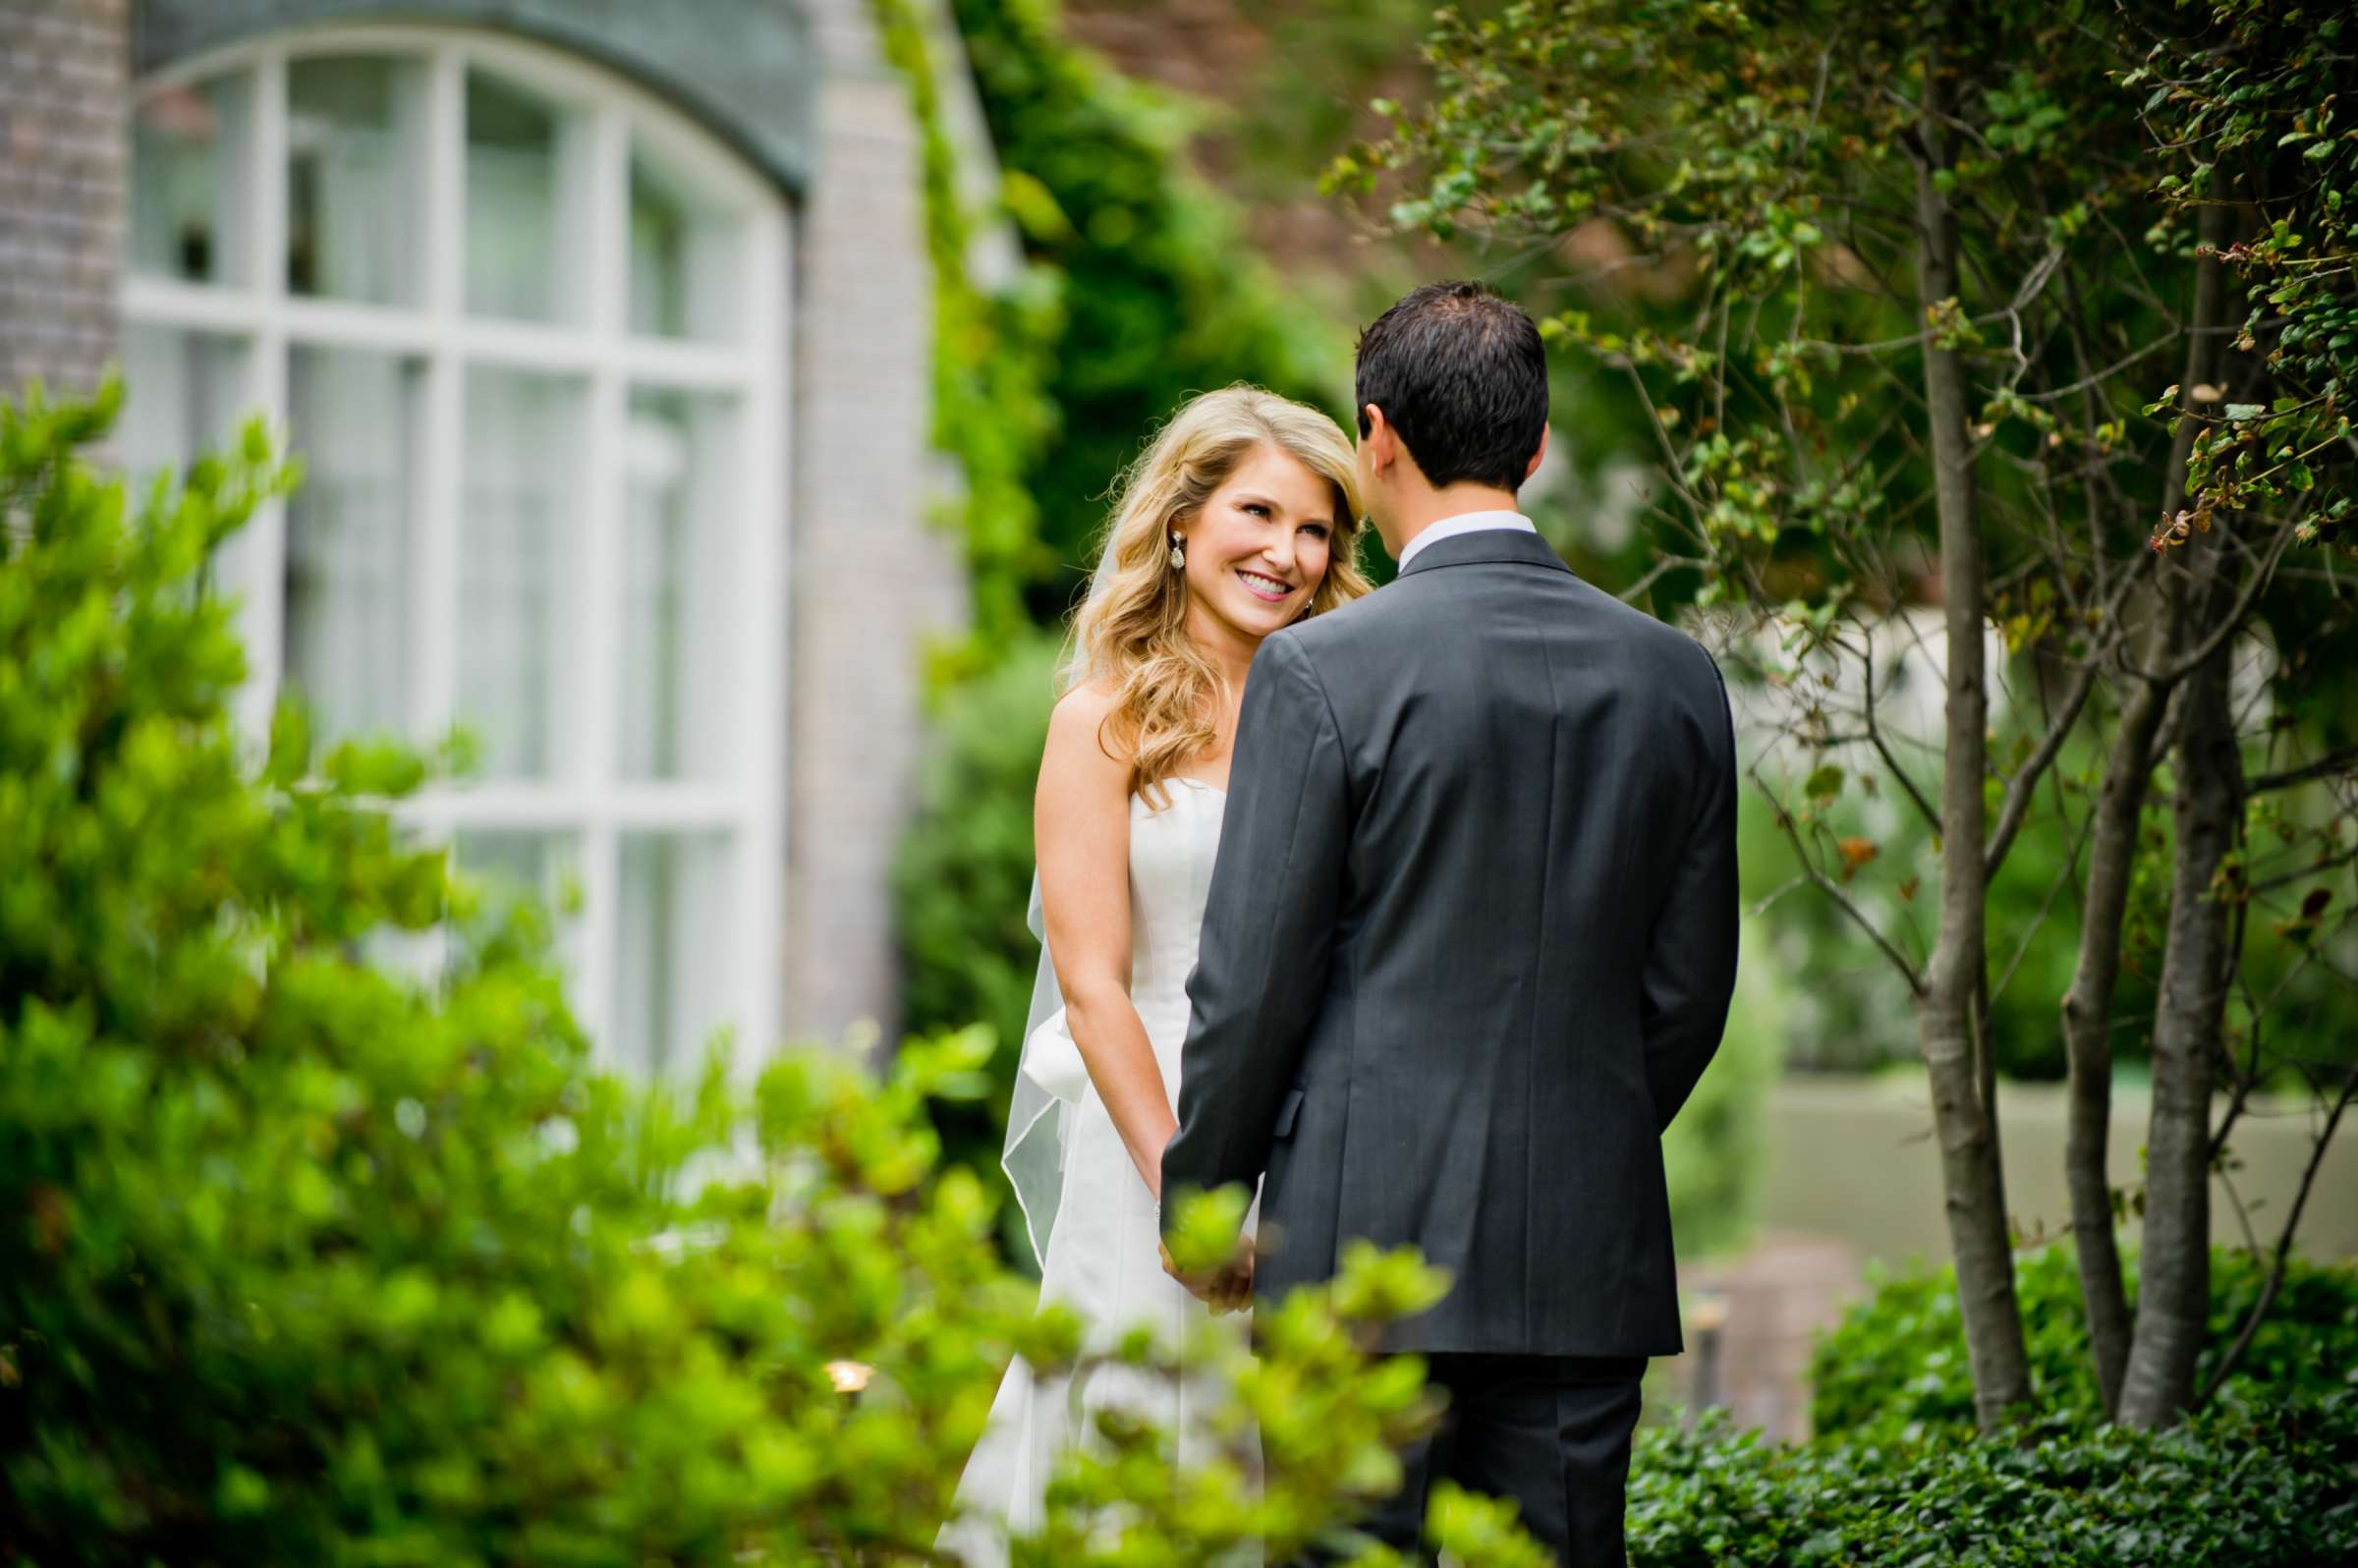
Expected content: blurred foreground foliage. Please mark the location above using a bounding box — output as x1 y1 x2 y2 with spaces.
0 381 1548 1566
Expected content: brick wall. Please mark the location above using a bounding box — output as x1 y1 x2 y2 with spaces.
0 0 127 400
783 0 973 1046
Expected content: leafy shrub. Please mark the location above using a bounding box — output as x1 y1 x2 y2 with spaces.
1630 1389 2358 1567
892 630 1061 1257
0 382 1528 1566
0 379 1031 1561
1809 1239 2358 1440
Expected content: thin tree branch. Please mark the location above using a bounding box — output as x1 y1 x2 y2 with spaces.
1993 784 2096 1008
1752 771 1928 995
1986 558 2156 879
2248 745 2358 795
2247 842 2358 897
2131 518 2301 686
1858 631 1942 834
2196 1061 2358 1406
1617 553 1717 605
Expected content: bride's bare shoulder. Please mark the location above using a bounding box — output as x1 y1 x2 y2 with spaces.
1052 676 1121 722
1041 678 1130 784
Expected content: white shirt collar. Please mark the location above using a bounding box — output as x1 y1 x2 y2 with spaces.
1394 509 1539 571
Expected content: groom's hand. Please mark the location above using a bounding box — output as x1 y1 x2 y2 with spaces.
1158 1237 1254 1315
1211 1249 1254 1315
1157 1237 1210 1298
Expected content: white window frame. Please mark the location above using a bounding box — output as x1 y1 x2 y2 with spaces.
125 24 793 1074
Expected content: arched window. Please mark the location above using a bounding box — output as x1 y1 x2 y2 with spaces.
121 26 792 1078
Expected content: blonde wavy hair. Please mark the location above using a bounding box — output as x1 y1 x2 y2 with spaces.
1067 384 1375 807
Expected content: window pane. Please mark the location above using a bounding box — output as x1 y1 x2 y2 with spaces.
465 70 572 322
621 389 737 781
131 75 253 285
284 345 423 743
288 55 426 305
628 148 742 342
614 831 734 1076
453 827 584 975
118 326 253 608
460 368 588 780
118 324 251 485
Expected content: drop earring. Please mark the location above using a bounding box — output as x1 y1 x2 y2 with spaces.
1168 532 1186 571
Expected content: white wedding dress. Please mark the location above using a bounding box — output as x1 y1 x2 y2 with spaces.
941 775 1258 1564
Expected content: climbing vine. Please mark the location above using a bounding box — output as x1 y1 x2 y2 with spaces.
870 0 1061 677
872 0 1351 660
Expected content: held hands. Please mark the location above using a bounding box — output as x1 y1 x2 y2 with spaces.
1157 1235 1255 1315
1154 1133 1256 1313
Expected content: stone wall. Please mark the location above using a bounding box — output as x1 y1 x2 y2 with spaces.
783 0 973 1047
0 0 128 400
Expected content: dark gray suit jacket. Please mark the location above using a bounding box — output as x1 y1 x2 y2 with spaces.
1159 526 1738 1357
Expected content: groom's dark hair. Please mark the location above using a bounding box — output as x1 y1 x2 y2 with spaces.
1355 280 1547 491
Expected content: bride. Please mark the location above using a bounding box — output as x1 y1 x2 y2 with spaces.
942 385 1373 1561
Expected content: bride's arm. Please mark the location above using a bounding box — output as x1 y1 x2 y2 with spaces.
1035 682 1177 1199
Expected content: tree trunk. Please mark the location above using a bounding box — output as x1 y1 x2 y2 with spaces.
1910 38 2031 1428
2057 198 2234 1420
2117 557 2244 1428
2059 682 2164 1417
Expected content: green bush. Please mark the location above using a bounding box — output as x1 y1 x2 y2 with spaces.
1629 1390 2358 1567
1809 1240 2358 1441
0 382 1530 1566
892 630 1061 1259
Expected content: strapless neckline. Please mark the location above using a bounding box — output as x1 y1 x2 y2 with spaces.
1140 775 1227 804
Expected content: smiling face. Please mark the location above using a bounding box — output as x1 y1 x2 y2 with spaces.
1173 442 1341 644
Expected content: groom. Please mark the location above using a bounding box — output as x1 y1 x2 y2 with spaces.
1158 280 1739 1565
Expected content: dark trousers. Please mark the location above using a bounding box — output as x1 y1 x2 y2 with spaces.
1329 1352 1646 1568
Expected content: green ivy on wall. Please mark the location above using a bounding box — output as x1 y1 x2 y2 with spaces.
948 0 1350 621
872 0 1353 655
870 0 1062 680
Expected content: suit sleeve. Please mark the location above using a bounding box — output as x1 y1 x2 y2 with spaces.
1641 650 1740 1132
1159 631 1350 1240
